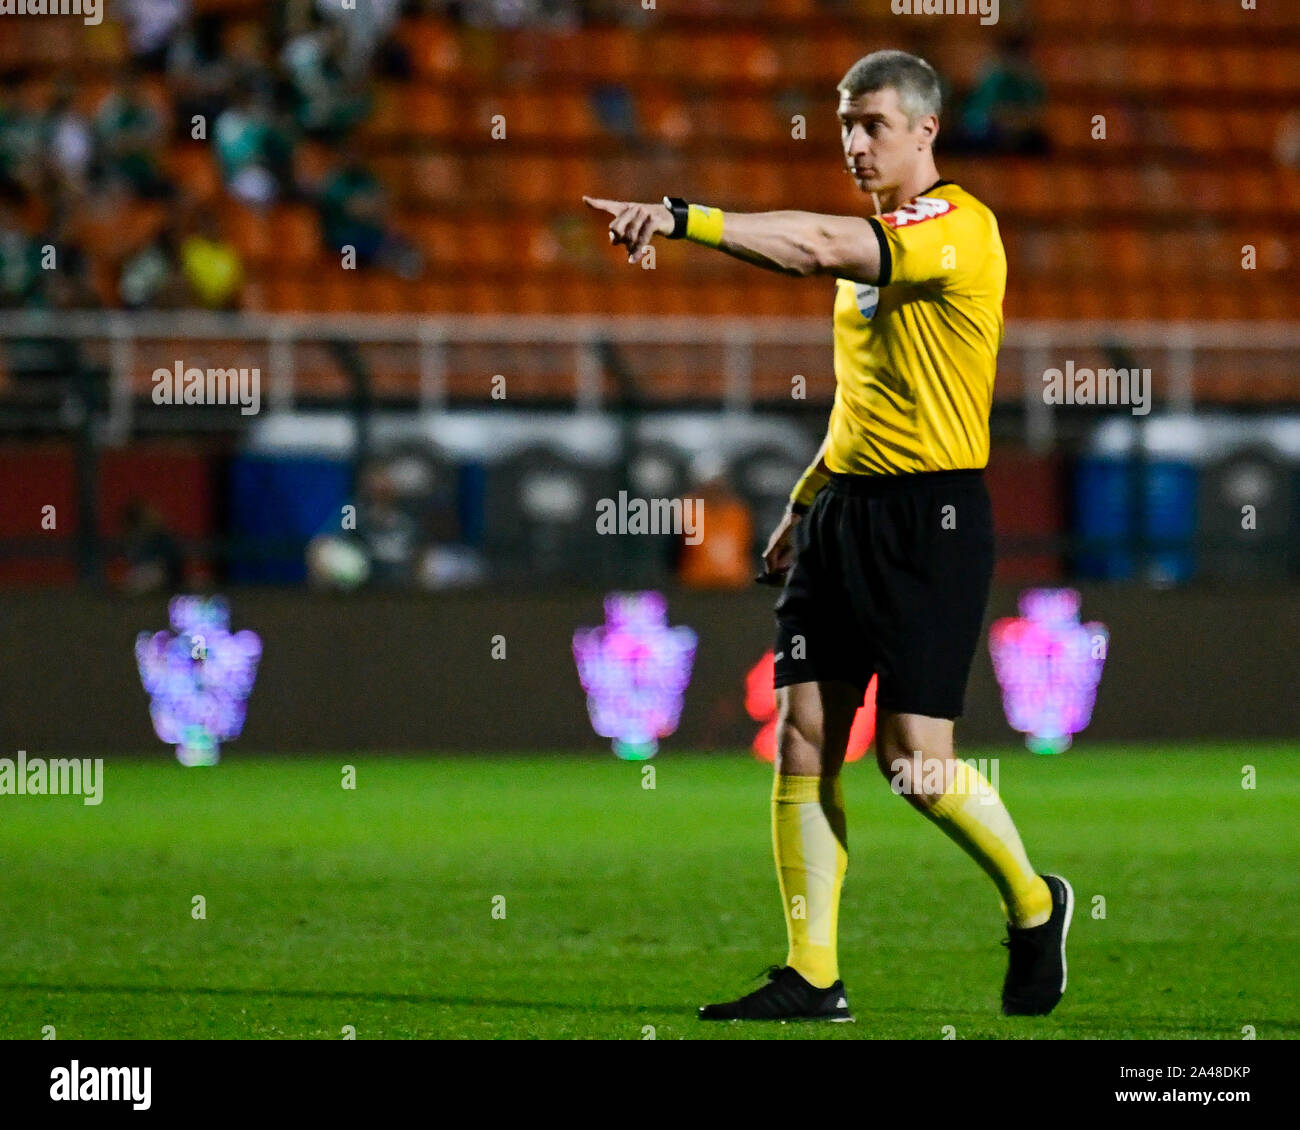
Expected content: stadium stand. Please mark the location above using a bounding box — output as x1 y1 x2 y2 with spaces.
1 1 1297 399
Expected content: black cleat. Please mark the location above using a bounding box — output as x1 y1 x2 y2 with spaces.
1002 873 1074 1016
699 966 854 1022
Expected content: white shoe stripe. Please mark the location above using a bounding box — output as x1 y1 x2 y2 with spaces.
1047 874 1074 994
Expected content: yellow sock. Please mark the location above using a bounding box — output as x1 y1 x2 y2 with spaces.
772 774 847 989
924 758 1052 928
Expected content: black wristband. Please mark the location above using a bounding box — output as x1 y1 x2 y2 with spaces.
789 501 810 516
663 196 689 239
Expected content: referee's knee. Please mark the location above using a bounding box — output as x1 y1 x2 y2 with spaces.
874 714 922 782
873 712 957 807
874 735 907 781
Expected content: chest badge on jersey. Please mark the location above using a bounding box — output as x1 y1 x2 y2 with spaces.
878 195 956 228
853 283 878 319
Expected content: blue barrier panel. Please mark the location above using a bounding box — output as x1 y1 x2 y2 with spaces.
1074 457 1132 579
1145 461 1198 584
229 455 351 583
1074 457 1197 582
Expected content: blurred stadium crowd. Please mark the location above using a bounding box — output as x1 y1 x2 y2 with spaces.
1 0 423 314
10 0 1282 319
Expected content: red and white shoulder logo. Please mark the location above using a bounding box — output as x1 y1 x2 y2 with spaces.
879 196 956 229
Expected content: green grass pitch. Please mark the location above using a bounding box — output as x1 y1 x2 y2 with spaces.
1 746 1296 1040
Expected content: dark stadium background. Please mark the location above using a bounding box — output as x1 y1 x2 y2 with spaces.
0 0 1297 1047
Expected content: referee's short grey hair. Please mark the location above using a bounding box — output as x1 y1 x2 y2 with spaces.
837 50 942 128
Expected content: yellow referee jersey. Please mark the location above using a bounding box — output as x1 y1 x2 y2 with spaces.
825 180 1006 475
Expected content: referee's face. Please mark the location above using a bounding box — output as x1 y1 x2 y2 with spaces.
838 87 927 200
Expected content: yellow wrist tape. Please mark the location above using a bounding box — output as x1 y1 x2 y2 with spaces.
685 204 725 248
790 466 830 511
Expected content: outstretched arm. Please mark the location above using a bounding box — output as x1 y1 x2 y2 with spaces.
582 196 883 285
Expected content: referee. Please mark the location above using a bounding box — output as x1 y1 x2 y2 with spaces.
585 50 1072 1023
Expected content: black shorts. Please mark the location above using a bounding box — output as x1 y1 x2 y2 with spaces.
773 468 995 719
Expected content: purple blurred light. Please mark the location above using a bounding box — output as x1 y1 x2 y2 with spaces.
136 595 262 765
572 591 697 759
988 587 1108 754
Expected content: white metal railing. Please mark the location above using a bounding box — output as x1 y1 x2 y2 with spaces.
2 311 1298 450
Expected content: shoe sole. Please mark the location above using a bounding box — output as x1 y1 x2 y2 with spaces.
701 1014 856 1024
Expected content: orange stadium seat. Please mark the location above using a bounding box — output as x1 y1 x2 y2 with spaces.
457 279 502 315
1060 283 1111 322
403 20 461 78
1059 231 1104 278
1175 44 1222 92
771 33 841 86
262 275 303 313
599 278 646 317
408 153 462 205
1171 108 1217 155
1096 167 1144 215
501 155 555 210
166 147 222 203
222 204 274 266
1042 104 1092 151
404 86 457 140
1248 288 1294 322
77 200 167 260
569 27 639 83
413 216 461 269
460 217 514 270
367 272 410 315
497 277 541 316
702 96 776 146
1003 164 1057 218
638 87 694 144
735 33 785 86
520 30 582 77
1229 168 1272 214
1172 170 1226 216
1146 231 1197 281
548 90 601 144
1250 47 1289 96
411 279 459 313
271 205 324 269
1195 288 1250 321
